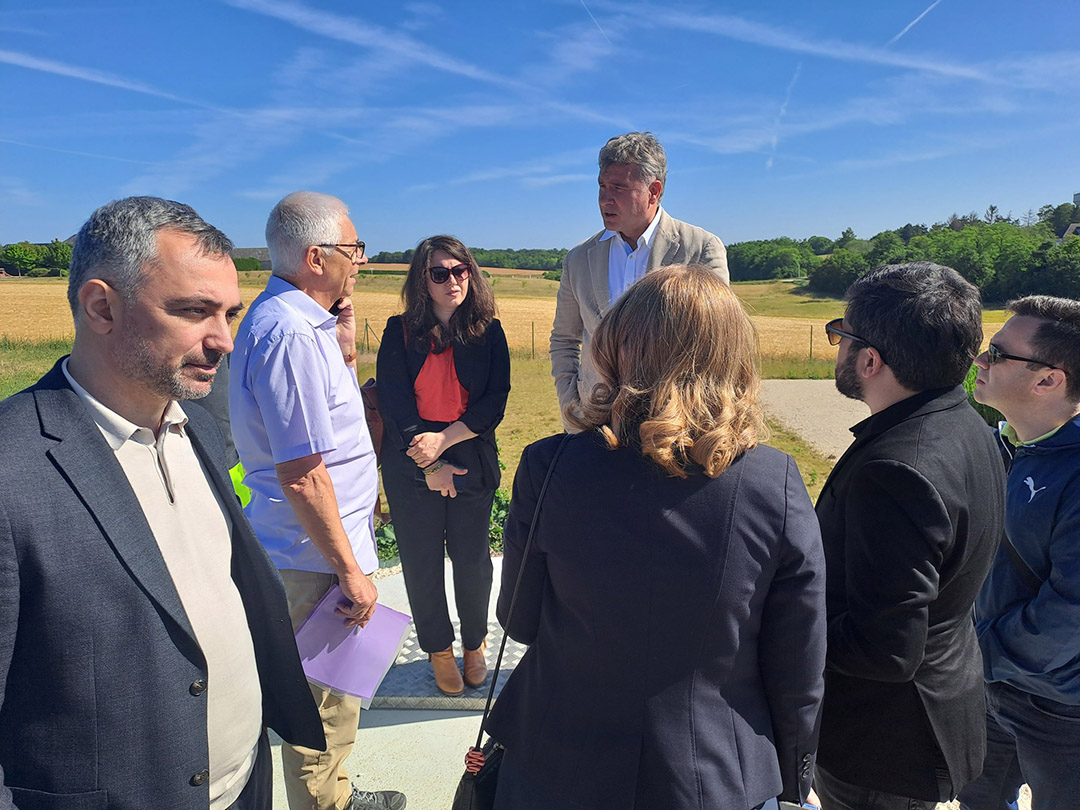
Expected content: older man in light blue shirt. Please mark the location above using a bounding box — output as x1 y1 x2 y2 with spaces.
230 191 405 810
232 273 379 574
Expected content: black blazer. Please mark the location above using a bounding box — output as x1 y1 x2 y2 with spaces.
0 361 325 810
486 431 827 810
375 315 510 490
814 386 1005 800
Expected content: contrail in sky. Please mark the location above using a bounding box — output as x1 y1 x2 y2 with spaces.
766 63 802 170
888 0 944 45
580 0 613 46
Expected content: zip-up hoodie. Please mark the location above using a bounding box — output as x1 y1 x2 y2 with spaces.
975 413 1080 703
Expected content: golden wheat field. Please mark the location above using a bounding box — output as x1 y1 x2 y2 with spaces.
0 277 843 359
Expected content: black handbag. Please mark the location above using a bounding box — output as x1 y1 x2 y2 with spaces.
450 433 570 810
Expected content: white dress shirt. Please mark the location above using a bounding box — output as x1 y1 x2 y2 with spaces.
604 206 663 304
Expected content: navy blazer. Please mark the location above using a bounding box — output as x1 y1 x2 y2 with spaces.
0 360 325 810
486 431 826 810
815 386 1005 799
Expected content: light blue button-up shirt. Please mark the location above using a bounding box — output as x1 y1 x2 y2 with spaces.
230 274 379 574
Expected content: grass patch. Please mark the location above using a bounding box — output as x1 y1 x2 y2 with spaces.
762 417 833 501
0 337 72 399
760 356 836 380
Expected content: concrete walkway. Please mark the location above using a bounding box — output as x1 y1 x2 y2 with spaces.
269 560 503 810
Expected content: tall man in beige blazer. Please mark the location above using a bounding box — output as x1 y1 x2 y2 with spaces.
550 131 729 427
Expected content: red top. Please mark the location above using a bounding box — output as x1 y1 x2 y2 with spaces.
414 346 469 422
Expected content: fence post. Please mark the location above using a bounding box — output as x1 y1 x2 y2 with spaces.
531 322 535 359
809 325 813 361
363 319 369 354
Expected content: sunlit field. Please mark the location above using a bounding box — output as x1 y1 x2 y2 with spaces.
0 274 1007 496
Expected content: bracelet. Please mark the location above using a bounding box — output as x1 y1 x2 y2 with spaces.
342 350 357 364
422 460 446 476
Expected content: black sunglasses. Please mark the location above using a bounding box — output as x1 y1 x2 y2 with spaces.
318 240 366 259
986 343 1058 369
824 318 888 364
428 263 471 284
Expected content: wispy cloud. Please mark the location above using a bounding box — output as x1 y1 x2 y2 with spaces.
887 0 944 46
0 175 45 208
0 49 214 108
766 63 802 169
0 137 161 165
221 0 522 91
602 4 991 82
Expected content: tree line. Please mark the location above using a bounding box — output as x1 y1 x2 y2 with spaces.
728 201 1080 302
0 240 73 276
370 246 567 271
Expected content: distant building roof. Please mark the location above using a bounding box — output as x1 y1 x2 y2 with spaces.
1064 223 1080 239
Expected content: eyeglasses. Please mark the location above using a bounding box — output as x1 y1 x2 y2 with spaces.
428 263 471 284
986 343 1058 369
824 317 887 364
318 240 366 260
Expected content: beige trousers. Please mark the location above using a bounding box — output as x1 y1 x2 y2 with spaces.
279 569 364 810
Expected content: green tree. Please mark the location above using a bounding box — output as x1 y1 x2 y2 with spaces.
865 231 908 267
807 249 868 296
41 239 73 270
805 236 833 255
232 257 262 272
0 242 42 275
834 227 856 250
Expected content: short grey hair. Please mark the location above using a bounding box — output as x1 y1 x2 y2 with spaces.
598 131 667 193
68 196 233 321
266 191 349 279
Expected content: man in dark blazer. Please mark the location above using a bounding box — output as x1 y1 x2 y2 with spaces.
814 262 1005 809
549 131 728 428
0 197 324 810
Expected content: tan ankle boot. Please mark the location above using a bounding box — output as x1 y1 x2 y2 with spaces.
429 647 464 695
463 639 488 689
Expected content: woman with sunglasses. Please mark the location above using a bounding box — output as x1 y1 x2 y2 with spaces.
376 235 510 695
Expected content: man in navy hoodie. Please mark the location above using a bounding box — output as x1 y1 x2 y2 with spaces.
961 295 1080 809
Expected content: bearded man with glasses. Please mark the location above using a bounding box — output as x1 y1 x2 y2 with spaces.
814 262 1005 810
957 295 1080 810
230 191 406 810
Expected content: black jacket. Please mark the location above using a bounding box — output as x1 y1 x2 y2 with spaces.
375 315 510 490
815 386 1005 800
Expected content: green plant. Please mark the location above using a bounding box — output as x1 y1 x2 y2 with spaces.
375 521 398 561
487 488 511 552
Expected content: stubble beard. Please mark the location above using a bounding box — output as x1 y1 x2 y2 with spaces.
834 348 863 402
115 325 221 402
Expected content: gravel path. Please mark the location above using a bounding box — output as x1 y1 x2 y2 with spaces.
760 379 868 461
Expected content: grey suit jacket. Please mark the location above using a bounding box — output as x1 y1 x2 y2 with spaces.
0 360 324 810
549 209 728 425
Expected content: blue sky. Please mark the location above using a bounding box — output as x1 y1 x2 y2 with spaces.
1 0 1077 252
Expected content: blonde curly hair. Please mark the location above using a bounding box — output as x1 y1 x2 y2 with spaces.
568 264 765 478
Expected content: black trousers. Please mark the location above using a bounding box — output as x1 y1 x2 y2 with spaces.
382 449 495 652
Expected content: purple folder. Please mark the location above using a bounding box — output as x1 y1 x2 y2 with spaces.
294 585 412 704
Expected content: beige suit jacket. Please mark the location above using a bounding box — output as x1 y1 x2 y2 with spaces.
549 209 728 427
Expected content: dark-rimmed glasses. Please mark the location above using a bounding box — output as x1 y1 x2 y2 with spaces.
824 317 887 363
986 343 1058 370
318 240 365 260
428 263 470 284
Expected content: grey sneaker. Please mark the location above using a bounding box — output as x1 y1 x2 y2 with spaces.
347 786 407 810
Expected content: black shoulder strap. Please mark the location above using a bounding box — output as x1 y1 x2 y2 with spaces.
474 432 571 748
1000 532 1042 595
